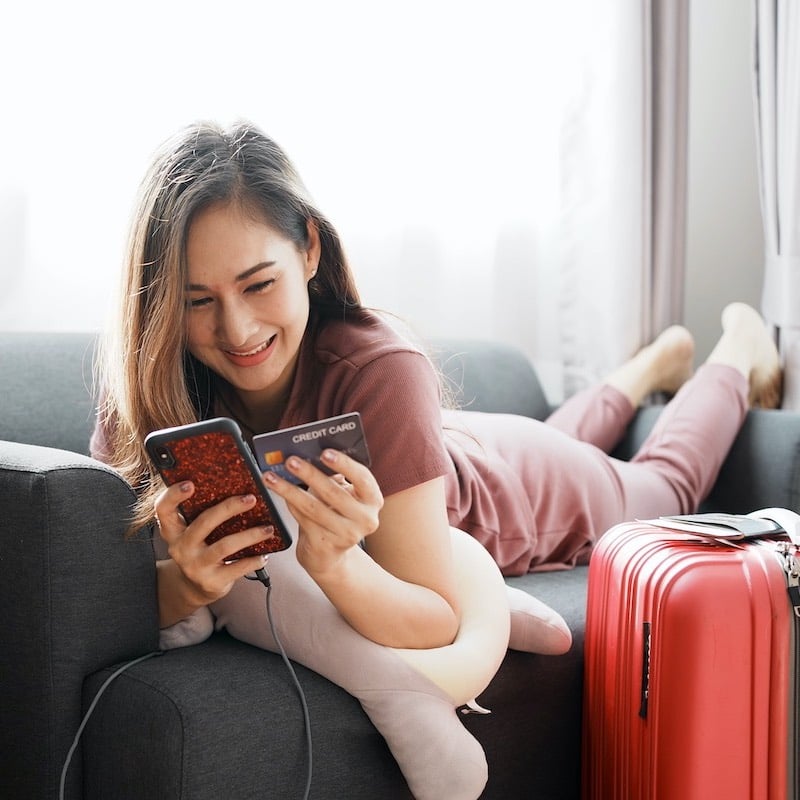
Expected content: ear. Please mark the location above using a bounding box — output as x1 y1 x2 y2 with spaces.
305 219 321 280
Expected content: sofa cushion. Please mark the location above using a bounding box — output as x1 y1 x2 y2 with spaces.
82 634 414 799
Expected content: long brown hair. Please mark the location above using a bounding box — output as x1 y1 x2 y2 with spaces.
96 120 362 530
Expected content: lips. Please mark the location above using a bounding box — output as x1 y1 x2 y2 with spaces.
223 334 276 367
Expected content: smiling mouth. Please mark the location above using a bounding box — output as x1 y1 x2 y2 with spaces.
224 335 276 357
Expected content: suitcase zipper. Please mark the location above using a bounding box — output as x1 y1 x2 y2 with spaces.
774 542 800 616
773 542 800 800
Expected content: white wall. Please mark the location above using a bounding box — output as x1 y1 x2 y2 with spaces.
685 0 765 361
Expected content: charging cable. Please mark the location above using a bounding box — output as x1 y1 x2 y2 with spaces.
60 569 312 800
59 650 163 800
249 567 313 800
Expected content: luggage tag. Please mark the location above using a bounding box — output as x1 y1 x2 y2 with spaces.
638 516 748 548
641 508 800 548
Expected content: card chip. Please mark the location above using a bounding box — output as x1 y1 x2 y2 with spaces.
265 450 285 466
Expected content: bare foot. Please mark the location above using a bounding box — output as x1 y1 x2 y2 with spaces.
605 324 695 407
643 325 696 395
709 303 782 408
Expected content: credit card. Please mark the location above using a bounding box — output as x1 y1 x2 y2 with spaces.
252 412 371 485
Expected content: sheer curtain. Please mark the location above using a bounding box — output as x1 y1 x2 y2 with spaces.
753 0 800 408
557 0 689 398
0 1 684 404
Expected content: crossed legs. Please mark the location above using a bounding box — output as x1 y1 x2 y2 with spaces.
549 302 780 452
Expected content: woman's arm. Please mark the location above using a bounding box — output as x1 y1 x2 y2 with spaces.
266 450 460 649
360 478 461 647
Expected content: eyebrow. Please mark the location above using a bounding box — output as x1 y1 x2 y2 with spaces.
185 262 276 291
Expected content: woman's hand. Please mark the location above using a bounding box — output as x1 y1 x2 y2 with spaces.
262 448 384 578
263 451 460 649
154 481 277 626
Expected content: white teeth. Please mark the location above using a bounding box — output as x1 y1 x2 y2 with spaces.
228 340 268 357
225 335 276 358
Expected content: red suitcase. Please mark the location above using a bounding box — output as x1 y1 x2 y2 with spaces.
582 512 800 800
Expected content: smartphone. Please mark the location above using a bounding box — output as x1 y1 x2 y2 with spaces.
252 412 371 486
144 417 291 560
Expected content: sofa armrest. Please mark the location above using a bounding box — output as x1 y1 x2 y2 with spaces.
612 406 800 513
0 442 158 799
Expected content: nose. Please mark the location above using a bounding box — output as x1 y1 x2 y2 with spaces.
215 297 258 347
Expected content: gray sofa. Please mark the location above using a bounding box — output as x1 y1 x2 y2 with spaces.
2 331 800 800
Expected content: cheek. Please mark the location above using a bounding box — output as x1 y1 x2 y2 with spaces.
185 315 211 350
268 283 311 328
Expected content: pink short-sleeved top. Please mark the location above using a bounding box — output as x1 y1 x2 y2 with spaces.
91 310 549 575
276 311 454 499
281 312 547 575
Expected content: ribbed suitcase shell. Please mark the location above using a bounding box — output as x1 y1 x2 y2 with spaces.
582 522 797 800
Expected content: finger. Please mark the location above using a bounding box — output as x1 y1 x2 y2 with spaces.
228 552 271 576
212 526 277 565
154 481 194 542
278 451 376 500
303 467 371 519
318 449 381 501
171 522 275 586
266 458 347 510
163 492 266 565
279 458 381 538
263 456 382 543
293 453 383 522
175 544 272 606
182 493 260 545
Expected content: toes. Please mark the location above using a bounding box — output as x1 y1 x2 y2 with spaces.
751 369 783 409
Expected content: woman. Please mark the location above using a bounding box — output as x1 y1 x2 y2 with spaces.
92 120 780 799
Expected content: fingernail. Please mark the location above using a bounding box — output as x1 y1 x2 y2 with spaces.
287 456 302 470
321 449 337 463
260 554 269 563
263 471 278 484
242 494 255 504
179 481 192 492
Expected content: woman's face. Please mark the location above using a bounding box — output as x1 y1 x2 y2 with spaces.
184 201 319 411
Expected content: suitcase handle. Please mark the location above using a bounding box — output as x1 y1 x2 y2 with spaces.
751 507 800 545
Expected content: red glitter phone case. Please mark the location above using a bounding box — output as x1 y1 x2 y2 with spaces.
145 417 291 560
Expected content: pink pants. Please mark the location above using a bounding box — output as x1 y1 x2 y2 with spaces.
444 363 748 574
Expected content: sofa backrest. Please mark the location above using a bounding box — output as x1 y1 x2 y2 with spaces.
0 331 98 455
0 332 551 457
428 338 550 420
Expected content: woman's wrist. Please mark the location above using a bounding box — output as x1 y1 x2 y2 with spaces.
295 537 359 589
156 558 209 628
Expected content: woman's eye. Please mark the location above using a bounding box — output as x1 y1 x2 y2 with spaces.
246 279 275 294
187 296 212 309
